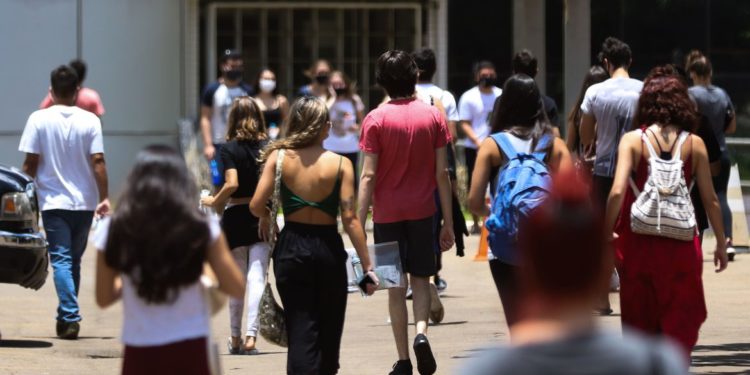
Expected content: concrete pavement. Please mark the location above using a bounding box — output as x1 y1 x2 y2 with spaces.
1 232 749 374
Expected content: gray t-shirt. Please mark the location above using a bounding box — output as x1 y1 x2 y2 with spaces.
689 85 734 152
459 330 687 375
581 77 643 177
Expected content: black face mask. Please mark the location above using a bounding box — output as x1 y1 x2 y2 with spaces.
479 76 496 88
334 87 347 96
225 69 243 81
315 74 330 85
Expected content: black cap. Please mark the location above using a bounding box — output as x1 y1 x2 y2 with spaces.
220 49 242 63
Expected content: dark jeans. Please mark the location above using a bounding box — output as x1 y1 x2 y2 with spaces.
489 259 520 327
273 222 348 375
42 210 94 323
713 152 732 239
592 175 614 216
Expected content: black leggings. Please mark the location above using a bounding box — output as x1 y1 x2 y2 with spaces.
273 222 348 375
488 259 521 328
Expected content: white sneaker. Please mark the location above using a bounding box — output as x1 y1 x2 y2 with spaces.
727 246 736 262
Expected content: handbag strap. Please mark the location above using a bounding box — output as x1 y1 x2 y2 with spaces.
268 149 285 248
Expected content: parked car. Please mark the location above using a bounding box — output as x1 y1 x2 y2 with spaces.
0 164 47 290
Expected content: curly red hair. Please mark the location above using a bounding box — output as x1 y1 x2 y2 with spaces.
633 65 698 133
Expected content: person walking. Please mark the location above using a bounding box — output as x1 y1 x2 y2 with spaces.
40 59 105 118
200 49 254 187
94 145 245 375
461 172 688 375
297 59 335 107
253 68 289 140
467 74 571 328
686 50 738 258
458 60 502 234
604 66 728 357
19 65 110 339
565 65 608 155
250 97 378 375
323 70 365 184
579 37 643 315
358 50 454 375
200 97 271 355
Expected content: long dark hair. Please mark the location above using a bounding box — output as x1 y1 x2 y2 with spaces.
105 145 210 304
567 65 608 126
490 74 553 151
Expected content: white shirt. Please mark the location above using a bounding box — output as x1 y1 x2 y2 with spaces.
93 215 221 347
18 105 103 211
458 86 503 149
323 96 365 154
415 83 459 122
209 84 252 144
580 77 643 177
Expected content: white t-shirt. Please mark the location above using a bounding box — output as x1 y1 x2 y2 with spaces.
323 96 365 154
580 77 643 177
415 83 459 122
458 86 503 149
93 215 221 347
18 105 103 211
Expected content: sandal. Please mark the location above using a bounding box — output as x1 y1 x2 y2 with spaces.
227 337 241 355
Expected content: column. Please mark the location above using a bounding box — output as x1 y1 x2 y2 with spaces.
563 0 591 130
513 0 546 92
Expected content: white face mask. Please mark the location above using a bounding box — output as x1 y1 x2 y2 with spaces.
259 79 276 93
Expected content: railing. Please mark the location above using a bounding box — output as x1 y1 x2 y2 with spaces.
727 137 750 188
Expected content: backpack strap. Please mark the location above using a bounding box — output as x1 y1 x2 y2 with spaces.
641 130 660 160
671 131 690 161
490 133 518 160
532 134 554 161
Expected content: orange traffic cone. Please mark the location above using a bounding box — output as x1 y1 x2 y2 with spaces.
474 225 489 261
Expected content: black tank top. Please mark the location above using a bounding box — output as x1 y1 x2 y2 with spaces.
263 108 282 129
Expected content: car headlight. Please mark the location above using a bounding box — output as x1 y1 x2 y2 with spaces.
1 188 37 228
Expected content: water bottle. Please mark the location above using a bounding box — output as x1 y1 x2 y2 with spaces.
351 254 365 296
200 189 213 214
269 123 280 140
209 159 221 186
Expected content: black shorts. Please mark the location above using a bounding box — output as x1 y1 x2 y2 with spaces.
221 204 260 249
374 216 436 277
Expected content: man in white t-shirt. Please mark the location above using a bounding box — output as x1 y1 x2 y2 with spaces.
579 37 642 316
19 65 110 340
458 61 502 233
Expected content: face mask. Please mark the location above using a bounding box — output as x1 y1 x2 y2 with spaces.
479 76 496 88
334 87 347 96
259 79 276 93
225 69 243 81
315 74 330 85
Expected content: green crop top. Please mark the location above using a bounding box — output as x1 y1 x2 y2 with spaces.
280 157 342 218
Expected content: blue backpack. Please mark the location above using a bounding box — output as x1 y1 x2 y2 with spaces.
485 133 553 264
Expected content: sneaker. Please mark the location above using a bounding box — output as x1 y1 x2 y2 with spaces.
727 246 736 262
413 334 436 374
56 321 80 340
428 283 445 324
405 287 413 300
389 359 413 375
434 277 448 294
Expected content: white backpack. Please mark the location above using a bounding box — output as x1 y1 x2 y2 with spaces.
629 130 697 241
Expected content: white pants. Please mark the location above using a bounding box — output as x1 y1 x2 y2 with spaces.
229 242 271 337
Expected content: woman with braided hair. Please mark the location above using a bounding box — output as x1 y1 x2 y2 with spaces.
250 97 378 374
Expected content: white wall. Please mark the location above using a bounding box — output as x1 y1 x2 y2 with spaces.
0 0 185 196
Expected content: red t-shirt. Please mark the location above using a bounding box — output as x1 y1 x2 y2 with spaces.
359 98 451 223
40 87 105 116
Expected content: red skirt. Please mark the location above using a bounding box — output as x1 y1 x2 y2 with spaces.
122 337 211 375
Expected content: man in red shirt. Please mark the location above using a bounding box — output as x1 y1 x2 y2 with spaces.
358 50 454 375
40 60 105 118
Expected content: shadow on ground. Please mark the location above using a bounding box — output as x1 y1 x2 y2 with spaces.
0 339 53 348
692 343 750 370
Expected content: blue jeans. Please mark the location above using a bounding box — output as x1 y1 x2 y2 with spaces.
42 210 94 323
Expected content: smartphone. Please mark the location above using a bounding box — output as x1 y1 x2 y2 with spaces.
358 273 376 294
